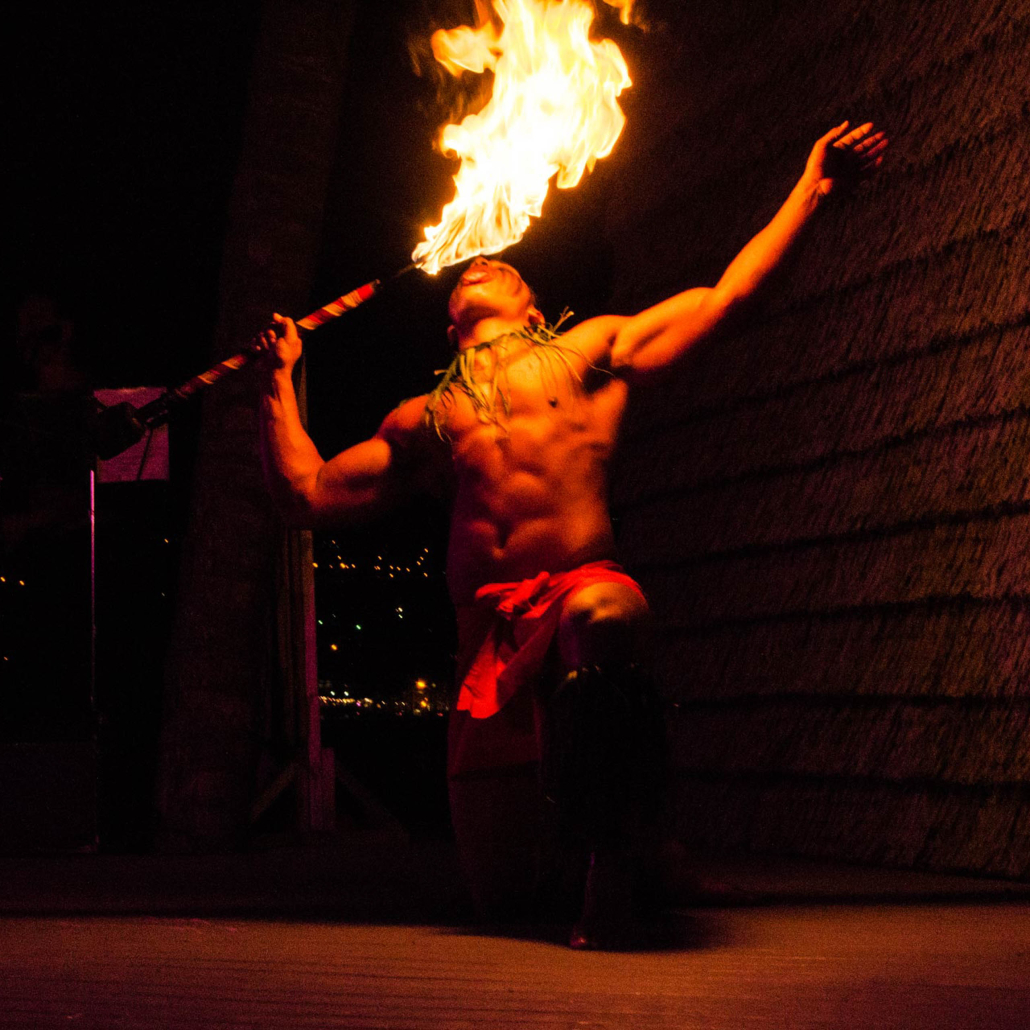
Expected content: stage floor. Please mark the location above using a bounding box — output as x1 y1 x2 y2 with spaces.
3 902 1029 1029
1 838 1028 1029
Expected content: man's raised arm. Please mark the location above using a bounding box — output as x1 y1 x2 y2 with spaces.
258 314 425 528
609 121 887 378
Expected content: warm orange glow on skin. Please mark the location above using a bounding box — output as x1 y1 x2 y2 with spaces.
413 0 631 275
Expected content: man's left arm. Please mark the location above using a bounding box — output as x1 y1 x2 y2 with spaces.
609 121 887 379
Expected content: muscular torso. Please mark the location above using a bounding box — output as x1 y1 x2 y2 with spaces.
402 319 629 605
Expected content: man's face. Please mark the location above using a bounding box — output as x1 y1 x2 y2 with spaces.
448 256 536 328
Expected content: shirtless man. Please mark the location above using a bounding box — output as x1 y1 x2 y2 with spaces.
259 121 886 943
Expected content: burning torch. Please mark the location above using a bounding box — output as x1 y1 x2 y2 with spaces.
94 0 634 460
93 263 418 460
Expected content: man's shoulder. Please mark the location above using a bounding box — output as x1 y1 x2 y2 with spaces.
377 395 450 494
548 316 629 382
559 314 628 362
378 394 431 442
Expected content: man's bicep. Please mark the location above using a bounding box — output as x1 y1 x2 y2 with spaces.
299 394 434 526
610 287 725 377
308 435 400 525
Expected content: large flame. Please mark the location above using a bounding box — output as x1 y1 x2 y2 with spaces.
412 0 632 275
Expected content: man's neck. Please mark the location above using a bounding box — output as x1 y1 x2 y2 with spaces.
455 315 534 350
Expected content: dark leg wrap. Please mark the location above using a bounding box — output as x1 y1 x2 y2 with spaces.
540 663 666 850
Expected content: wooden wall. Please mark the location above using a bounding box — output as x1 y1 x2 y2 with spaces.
605 0 1029 877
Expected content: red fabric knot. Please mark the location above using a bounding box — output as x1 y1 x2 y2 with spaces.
455 561 645 721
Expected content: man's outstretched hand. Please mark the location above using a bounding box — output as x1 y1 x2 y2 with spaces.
804 121 888 198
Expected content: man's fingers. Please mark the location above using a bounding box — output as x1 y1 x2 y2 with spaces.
860 138 889 162
834 121 875 149
855 138 889 170
815 121 850 149
833 126 874 150
818 120 850 147
853 130 886 154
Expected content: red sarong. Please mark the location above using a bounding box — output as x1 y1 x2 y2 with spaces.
448 560 646 778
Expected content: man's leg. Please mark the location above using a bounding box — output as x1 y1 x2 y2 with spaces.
448 763 545 921
557 581 651 671
545 582 666 947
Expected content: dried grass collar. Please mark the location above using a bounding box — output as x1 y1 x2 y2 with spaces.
423 310 583 438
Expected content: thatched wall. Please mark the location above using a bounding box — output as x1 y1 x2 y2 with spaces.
606 0 1029 877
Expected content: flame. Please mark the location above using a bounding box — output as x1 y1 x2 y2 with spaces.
413 0 632 275
601 0 635 26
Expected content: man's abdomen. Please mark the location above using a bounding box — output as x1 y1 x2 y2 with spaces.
441 380 624 602
445 496 617 603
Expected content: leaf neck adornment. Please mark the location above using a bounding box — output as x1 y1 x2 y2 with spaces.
423 311 581 438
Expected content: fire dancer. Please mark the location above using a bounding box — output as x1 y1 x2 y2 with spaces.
258 121 887 946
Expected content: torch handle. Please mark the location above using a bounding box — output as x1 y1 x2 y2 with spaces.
135 270 418 431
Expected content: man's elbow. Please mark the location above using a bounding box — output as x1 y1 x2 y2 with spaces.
267 472 326 529
709 280 763 326
274 490 321 530
707 283 747 322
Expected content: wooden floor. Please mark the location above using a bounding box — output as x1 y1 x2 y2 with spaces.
3 902 1029 1029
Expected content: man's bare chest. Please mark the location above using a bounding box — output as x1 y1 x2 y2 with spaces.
433 344 626 471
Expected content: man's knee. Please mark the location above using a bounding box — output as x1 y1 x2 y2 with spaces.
558 582 650 670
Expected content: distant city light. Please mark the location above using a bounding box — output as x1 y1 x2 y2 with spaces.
311 538 448 713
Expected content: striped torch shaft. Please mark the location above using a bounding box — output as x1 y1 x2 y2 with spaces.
136 268 417 430
170 279 381 403
296 279 379 330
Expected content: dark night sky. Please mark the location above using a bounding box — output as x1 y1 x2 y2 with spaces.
11 2 260 388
